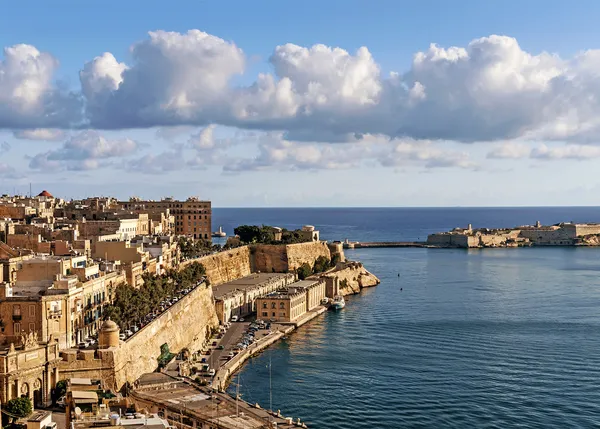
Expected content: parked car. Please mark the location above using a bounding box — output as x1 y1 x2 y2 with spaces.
231 315 239 322
239 318 245 322
77 342 87 349
119 333 126 341
125 330 133 337
217 345 224 350
212 341 217 346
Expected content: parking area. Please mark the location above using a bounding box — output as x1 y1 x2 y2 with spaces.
189 318 286 383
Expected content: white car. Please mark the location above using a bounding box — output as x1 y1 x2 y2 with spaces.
231 315 238 322
57 396 66 408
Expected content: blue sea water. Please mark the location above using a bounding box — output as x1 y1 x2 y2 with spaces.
214 207 600 428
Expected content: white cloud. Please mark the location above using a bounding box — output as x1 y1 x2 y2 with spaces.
530 143 600 160
0 162 21 179
80 30 245 128
380 139 478 169
29 131 139 171
0 141 10 154
0 44 80 128
13 129 66 141
486 142 531 159
4 31 600 147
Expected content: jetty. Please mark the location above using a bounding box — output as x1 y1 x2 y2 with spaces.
342 240 427 249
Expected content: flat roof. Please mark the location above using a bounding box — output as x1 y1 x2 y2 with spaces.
290 279 321 288
27 410 51 422
72 391 99 403
212 273 291 299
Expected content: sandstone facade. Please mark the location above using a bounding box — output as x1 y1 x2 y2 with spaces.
181 246 251 286
252 241 332 273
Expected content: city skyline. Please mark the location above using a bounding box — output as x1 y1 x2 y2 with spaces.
2 1 600 206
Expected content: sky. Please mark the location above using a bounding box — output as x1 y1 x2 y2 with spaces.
2 0 600 207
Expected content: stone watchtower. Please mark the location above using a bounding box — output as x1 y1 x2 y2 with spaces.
98 319 120 348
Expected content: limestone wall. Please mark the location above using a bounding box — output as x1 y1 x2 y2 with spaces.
319 262 380 296
251 245 289 272
111 283 219 389
180 246 252 286
285 241 332 271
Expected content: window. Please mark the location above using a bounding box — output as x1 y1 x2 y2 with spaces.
272 312 276 317
279 302 285 309
13 305 20 316
14 322 21 333
279 312 286 317
271 303 276 309
28 323 35 332
29 305 35 317
262 312 268 317
262 303 267 309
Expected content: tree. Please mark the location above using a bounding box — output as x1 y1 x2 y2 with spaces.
234 225 261 243
55 380 67 399
313 256 331 274
6 397 32 422
297 263 312 280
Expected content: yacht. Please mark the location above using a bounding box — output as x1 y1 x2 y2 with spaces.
331 295 345 310
212 226 226 238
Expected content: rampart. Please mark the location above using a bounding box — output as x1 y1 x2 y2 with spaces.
318 261 380 296
59 282 219 390
252 241 332 273
180 246 252 286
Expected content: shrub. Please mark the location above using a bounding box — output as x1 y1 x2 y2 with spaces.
6 397 32 422
297 263 312 280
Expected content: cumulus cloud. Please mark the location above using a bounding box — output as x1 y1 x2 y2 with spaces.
28 131 139 171
0 141 10 154
13 129 66 141
486 142 531 159
0 163 21 179
0 44 81 129
5 31 600 147
80 30 245 128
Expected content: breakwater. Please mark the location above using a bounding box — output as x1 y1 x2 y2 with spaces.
344 241 427 248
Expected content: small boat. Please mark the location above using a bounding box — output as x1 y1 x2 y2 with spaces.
320 297 330 305
331 295 345 310
211 226 226 238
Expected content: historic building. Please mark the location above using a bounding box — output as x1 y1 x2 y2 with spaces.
0 332 60 407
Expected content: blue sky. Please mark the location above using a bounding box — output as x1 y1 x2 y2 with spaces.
2 1 600 206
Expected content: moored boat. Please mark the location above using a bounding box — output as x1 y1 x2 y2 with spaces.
331 295 345 310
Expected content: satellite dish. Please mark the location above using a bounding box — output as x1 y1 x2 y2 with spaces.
75 407 82 417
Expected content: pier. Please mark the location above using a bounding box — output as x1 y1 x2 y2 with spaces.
343 241 428 249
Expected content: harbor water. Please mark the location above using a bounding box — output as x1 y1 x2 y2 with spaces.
215 207 600 428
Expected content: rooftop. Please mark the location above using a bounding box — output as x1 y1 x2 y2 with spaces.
212 273 292 299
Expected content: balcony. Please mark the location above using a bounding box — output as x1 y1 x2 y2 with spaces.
12 314 21 321
48 310 62 319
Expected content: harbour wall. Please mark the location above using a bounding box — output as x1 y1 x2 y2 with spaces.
318 262 380 296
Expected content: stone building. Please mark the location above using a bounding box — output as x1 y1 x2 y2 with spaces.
0 332 60 407
212 273 295 323
256 289 306 323
118 197 211 240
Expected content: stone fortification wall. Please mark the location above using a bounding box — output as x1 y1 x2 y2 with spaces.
251 245 289 272
59 349 118 389
61 284 219 391
285 241 332 271
181 246 252 286
112 283 219 389
252 241 332 273
427 233 479 248
319 262 380 296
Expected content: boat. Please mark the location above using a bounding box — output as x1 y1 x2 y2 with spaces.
211 226 226 238
331 295 345 310
320 297 330 305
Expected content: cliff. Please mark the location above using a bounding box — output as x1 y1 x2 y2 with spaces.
320 261 380 296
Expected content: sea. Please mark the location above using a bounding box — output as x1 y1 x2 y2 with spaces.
213 207 600 429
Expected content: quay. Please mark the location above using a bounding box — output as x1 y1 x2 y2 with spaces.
342 240 427 249
212 305 328 391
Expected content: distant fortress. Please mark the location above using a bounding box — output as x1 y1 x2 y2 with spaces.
427 221 600 248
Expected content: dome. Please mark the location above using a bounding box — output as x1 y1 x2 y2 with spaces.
101 319 119 332
38 190 53 198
